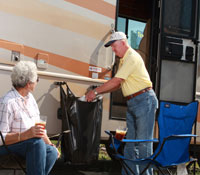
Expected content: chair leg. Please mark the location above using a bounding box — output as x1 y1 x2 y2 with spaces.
121 162 131 175
119 159 136 175
194 162 196 175
166 168 173 175
156 166 172 175
140 163 151 175
10 154 26 174
188 159 197 175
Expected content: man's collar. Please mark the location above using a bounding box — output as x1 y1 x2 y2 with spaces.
120 47 131 63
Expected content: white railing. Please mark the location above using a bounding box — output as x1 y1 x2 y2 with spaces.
196 92 200 97
0 64 107 85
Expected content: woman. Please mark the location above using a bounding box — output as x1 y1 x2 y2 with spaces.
0 61 59 175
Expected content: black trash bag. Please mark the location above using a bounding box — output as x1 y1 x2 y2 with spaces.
58 82 103 165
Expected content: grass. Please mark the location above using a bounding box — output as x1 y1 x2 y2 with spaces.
51 141 111 160
51 140 61 155
98 144 111 160
187 163 200 175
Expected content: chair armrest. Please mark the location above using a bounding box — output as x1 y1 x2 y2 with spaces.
122 139 159 143
166 134 198 140
105 130 112 136
105 130 158 143
0 131 26 173
49 130 71 148
171 134 198 137
122 134 197 143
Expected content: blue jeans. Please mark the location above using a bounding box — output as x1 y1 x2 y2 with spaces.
0 138 57 175
122 89 158 175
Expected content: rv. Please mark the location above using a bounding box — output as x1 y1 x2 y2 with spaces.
0 0 200 164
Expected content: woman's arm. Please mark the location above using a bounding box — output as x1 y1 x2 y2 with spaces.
5 125 46 145
43 133 61 158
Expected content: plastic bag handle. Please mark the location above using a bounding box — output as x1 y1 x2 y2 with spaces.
55 81 75 97
65 82 75 97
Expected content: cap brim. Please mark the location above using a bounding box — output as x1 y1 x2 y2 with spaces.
104 40 117 47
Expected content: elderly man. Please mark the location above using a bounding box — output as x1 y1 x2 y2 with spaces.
86 31 158 175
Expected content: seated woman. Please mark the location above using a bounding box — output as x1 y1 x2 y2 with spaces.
0 61 60 175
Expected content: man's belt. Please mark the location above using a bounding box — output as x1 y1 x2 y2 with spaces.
126 87 152 101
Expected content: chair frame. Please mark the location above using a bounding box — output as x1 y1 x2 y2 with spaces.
0 130 70 175
105 101 199 175
0 131 26 174
107 130 197 175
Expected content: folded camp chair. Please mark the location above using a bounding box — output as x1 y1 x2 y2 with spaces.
0 131 26 175
106 101 199 175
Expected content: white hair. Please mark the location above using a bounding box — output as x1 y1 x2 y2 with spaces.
11 61 38 88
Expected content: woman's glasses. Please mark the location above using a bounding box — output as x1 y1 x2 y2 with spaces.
29 77 39 84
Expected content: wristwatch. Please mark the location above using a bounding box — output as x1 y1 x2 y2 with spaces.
94 89 98 95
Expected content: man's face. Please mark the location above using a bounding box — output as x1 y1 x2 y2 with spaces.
111 40 123 58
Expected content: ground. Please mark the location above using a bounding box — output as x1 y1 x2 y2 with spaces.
0 144 199 175
0 159 200 175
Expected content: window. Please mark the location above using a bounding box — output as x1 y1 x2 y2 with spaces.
117 17 146 49
117 17 126 33
162 0 195 38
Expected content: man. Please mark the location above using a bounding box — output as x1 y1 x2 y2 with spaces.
86 31 158 175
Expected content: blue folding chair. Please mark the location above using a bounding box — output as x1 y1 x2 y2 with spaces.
106 101 199 175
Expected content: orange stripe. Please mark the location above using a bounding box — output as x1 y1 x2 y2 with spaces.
65 0 116 19
0 39 111 78
197 102 200 122
0 40 24 53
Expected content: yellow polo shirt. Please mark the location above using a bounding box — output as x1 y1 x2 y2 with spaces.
115 48 152 97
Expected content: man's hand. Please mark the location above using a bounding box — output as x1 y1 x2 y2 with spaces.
85 90 96 102
85 77 123 102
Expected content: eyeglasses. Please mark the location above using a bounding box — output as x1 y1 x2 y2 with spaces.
29 77 39 84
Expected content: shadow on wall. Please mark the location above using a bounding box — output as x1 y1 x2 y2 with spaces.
36 83 61 133
90 31 111 66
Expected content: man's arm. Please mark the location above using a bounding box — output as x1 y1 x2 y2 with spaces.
86 77 124 102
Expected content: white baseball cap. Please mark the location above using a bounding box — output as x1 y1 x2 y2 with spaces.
104 31 127 47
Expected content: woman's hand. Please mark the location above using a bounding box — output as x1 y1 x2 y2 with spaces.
5 125 46 145
42 133 61 159
55 147 61 158
50 144 61 158
26 125 46 139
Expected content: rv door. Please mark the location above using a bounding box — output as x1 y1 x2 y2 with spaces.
157 0 199 103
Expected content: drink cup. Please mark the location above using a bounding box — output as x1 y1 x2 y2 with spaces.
115 127 128 140
35 115 47 129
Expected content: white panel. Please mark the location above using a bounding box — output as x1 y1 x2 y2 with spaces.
182 39 196 62
104 0 116 5
0 49 11 61
0 11 113 68
160 60 194 103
